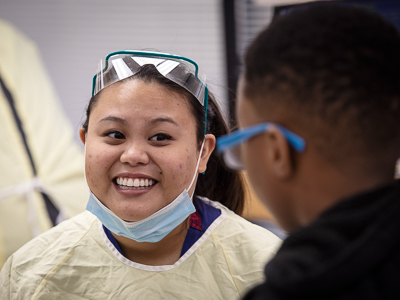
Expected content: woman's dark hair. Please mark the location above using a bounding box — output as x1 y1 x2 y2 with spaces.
82 65 246 215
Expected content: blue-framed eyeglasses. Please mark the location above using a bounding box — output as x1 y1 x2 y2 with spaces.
216 122 306 170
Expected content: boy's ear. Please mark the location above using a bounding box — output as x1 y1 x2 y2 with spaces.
79 128 86 145
264 126 294 179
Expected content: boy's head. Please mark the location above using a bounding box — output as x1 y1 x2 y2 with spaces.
238 5 400 231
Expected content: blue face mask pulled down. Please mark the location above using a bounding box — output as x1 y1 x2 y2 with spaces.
86 139 205 243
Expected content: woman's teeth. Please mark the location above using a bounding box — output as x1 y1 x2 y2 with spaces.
116 177 155 189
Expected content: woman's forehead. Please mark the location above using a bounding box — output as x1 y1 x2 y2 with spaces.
91 80 195 125
102 79 188 104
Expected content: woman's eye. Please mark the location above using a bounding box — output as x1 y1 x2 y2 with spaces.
105 131 125 140
150 133 172 142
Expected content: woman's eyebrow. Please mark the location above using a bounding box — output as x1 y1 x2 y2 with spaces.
98 116 128 125
149 117 180 127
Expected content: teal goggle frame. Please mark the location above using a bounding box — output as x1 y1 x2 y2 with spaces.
92 50 209 133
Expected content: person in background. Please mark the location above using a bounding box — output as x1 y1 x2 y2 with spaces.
217 4 400 299
0 19 87 268
0 50 281 299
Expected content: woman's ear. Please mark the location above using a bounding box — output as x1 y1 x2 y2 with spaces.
198 134 216 173
79 128 86 145
265 125 294 180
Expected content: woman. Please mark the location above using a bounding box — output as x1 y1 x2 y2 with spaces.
0 51 281 299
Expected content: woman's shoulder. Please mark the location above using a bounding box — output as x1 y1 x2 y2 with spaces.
0 211 98 298
3 211 97 271
199 197 281 243
196 197 281 295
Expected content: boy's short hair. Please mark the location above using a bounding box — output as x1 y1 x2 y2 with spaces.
244 5 400 173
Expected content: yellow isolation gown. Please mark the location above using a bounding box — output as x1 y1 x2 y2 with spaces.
0 198 281 300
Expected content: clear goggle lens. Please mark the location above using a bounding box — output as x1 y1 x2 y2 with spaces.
221 144 245 170
92 50 207 106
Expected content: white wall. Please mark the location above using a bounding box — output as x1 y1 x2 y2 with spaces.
0 0 227 141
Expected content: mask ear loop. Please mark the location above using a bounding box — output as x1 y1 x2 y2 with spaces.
187 138 206 198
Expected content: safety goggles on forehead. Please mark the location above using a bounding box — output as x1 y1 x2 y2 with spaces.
216 122 306 170
92 50 208 107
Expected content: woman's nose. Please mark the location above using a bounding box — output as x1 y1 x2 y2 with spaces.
120 142 150 166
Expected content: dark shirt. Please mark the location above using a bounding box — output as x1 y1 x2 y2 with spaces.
244 180 400 300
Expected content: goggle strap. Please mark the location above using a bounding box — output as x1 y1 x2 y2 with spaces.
204 88 209 134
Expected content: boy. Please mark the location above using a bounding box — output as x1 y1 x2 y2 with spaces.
217 4 400 299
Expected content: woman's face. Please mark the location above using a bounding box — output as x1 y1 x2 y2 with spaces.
80 79 214 222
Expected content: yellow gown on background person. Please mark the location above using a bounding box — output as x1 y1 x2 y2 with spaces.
0 19 88 268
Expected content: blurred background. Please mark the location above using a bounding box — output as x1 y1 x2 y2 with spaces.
2 0 399 138
0 0 233 140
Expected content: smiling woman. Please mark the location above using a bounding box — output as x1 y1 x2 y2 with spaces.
0 51 281 299
83 78 205 226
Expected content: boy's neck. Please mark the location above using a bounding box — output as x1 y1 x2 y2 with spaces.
291 152 395 232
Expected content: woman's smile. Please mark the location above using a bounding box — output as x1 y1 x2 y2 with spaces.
112 172 158 196
115 177 156 189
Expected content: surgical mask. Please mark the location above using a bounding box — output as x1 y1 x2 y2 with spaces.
86 139 205 243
